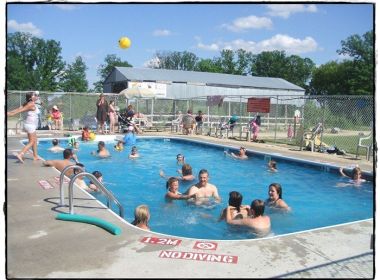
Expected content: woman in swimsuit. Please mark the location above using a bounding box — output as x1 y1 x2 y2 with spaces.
7 91 40 163
265 183 290 210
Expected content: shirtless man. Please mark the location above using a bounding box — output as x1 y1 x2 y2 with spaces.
91 141 110 158
187 169 221 204
48 138 65 153
43 148 78 176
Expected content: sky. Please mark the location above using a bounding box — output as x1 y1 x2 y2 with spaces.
5 2 375 90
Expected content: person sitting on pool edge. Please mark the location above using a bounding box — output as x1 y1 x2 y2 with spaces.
42 148 78 176
91 141 110 158
48 138 65 153
339 166 366 183
265 183 290 210
165 177 196 202
224 147 248 160
219 191 250 221
225 199 271 237
131 205 150 231
186 169 221 205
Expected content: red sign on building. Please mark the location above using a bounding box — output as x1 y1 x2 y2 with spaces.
247 98 271 113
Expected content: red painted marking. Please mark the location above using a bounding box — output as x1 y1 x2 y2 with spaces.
193 241 218 250
38 180 54 190
140 236 182 246
159 250 238 264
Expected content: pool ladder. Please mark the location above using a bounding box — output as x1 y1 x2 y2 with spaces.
59 165 125 218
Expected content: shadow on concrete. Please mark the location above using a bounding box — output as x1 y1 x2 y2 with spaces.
44 197 108 214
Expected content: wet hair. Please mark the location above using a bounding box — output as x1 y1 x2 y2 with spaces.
352 167 362 178
98 141 105 147
132 205 150 226
63 148 73 159
74 163 85 175
182 164 193 176
131 146 137 152
228 191 243 213
269 160 277 169
23 92 35 106
166 177 179 190
198 169 209 177
177 153 184 160
52 139 59 146
269 183 282 199
92 170 102 179
251 199 265 217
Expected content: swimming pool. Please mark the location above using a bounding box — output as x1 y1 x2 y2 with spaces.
37 136 373 240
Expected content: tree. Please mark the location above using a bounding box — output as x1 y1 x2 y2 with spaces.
151 51 199 71
60 56 88 92
195 58 222 73
7 32 65 91
250 50 315 89
310 30 374 96
93 54 132 92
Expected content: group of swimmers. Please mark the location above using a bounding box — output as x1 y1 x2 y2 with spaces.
44 138 366 234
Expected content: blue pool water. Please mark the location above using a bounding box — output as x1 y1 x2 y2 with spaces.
37 137 373 240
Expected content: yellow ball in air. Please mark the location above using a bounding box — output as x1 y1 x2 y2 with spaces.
119 37 131 49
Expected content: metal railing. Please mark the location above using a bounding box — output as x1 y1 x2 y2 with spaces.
59 165 124 218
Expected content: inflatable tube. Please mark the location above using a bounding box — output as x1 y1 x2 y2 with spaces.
56 213 122 235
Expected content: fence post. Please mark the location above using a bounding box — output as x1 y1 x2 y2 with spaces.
274 96 279 143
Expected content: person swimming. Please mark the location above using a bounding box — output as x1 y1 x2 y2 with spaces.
114 140 124 152
224 147 248 160
339 166 366 185
268 160 277 172
176 154 185 165
160 163 195 182
129 146 140 159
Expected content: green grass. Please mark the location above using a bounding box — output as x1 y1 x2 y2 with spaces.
264 134 372 156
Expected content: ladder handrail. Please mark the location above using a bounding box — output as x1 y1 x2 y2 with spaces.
68 172 125 218
59 165 85 206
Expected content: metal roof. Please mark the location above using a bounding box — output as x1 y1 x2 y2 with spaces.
110 67 304 91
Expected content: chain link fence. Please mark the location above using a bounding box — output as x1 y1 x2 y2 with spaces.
6 91 374 157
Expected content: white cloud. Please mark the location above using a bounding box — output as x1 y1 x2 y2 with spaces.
7 20 42 37
143 56 160 68
266 4 318 19
196 34 318 55
222 15 272 32
54 4 79 11
153 29 172 37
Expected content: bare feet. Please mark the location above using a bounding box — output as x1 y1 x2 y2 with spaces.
33 156 41 161
13 152 24 163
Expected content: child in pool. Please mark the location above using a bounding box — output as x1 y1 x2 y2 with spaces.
268 160 277 172
165 177 196 201
129 146 140 159
114 140 124 152
339 166 366 184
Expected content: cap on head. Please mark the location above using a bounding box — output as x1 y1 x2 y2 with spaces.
53 105 58 110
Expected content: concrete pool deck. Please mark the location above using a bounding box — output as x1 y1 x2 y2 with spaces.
6 131 374 278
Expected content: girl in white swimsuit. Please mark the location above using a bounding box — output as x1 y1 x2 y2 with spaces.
7 92 40 163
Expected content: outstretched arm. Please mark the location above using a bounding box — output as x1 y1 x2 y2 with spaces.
7 103 34 117
339 167 349 178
